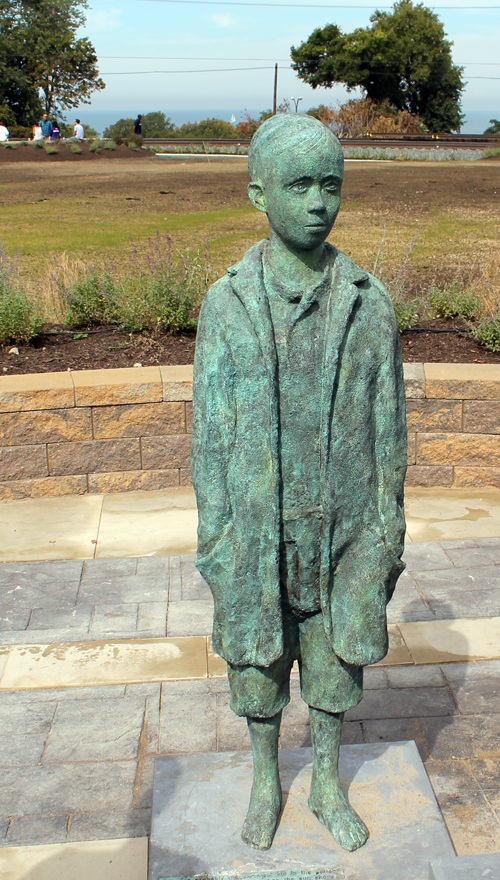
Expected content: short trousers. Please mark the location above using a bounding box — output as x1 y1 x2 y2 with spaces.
227 602 363 719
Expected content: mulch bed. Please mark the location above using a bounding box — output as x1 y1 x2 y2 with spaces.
1 318 499 375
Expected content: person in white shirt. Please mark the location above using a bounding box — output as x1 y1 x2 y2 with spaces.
73 119 84 140
32 124 43 141
0 123 9 142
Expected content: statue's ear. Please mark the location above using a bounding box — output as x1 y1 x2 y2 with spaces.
248 181 267 213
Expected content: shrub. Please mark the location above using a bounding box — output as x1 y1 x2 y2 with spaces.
103 140 115 150
89 139 102 153
64 271 117 326
0 249 42 343
3 142 17 150
70 143 82 154
392 298 420 332
34 139 44 148
19 140 29 146
428 282 479 319
44 144 58 155
471 316 500 352
127 141 140 151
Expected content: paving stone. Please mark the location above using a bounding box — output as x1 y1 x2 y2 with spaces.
436 790 500 857
0 818 9 841
81 558 138 580
445 546 500 568
0 761 138 814
161 679 210 697
143 684 161 756
79 576 168 605
0 560 83 588
215 693 250 751
137 602 168 635
0 580 78 612
425 759 480 799
136 556 170 578
363 718 430 760
430 853 500 880
6 813 69 845
364 667 389 689
135 757 155 809
28 605 92 632
0 685 126 703
440 539 481 550
403 543 453 571
43 695 146 763
159 693 216 753
386 590 434 622
416 566 500 594
0 699 57 738
0 608 32 631
442 659 500 682
67 808 151 841
385 665 446 688
346 686 456 721
444 674 500 716
470 590 500 617
468 757 500 789
180 558 211 601
279 723 311 748
89 603 138 636
166 600 213 637
421 714 500 761
168 556 182 601
125 682 161 698
0 734 49 768
208 678 230 695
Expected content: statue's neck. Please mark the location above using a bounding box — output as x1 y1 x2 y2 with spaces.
267 231 327 290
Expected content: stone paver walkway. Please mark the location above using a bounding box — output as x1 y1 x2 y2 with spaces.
0 539 500 860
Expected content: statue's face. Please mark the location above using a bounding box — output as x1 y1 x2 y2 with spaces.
256 140 343 251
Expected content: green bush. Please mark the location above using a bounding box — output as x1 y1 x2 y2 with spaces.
65 272 117 326
19 140 29 146
44 144 58 154
0 263 41 343
103 140 115 150
70 143 82 154
127 141 140 151
89 139 102 153
471 316 500 352
392 298 420 332
428 282 479 319
34 139 44 148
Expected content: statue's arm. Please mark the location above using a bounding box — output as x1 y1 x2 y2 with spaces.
191 284 236 557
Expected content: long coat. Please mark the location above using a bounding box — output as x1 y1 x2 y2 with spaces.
191 241 407 669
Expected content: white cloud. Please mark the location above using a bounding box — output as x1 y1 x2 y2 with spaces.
211 13 237 28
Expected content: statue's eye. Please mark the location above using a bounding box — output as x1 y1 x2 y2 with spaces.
290 182 308 193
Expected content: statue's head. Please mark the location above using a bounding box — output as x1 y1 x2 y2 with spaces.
247 113 344 252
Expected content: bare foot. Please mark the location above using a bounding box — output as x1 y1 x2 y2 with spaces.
241 774 282 850
309 776 369 852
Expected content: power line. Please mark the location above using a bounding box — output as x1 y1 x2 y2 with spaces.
100 66 500 78
98 56 500 64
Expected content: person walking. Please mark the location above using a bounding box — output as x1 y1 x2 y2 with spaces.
73 119 84 140
39 113 52 139
133 114 142 136
0 121 9 142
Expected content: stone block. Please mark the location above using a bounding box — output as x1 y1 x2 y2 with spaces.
405 466 454 487
137 602 168 635
160 365 193 401
216 694 251 751
430 854 500 880
363 718 430 760
0 408 92 447
6 813 69 845
88 603 139 637
92 401 185 439
28 605 92 634
464 399 500 434
407 432 416 465
345 686 455 721
180 466 192 485
73 366 162 406
79 571 168 605
403 542 452 571
0 445 48 480
0 474 88 501
424 758 478 800
385 666 446 688
417 432 500 466
140 435 191 470
443 673 500 716
0 557 83 589
0 761 138 814
48 438 141 476
43 695 146 763
364 667 389 689
406 399 462 432
67 808 151 841
159 693 216 753
403 363 425 398
0 371 74 413
424 363 500 400
443 543 500 568
420 714 500 761
0 733 50 767
166 600 213 637
434 789 500 857
88 468 179 494
185 401 192 432
149 742 454 880
453 467 500 489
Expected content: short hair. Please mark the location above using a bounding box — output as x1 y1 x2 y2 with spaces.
248 113 343 184
75 118 80 124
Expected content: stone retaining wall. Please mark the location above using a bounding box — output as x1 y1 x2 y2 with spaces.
1 362 500 500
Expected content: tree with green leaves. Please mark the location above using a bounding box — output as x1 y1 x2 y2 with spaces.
291 0 465 132
0 0 104 125
484 119 500 134
104 112 176 142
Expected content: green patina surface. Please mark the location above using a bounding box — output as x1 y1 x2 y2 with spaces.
190 114 407 853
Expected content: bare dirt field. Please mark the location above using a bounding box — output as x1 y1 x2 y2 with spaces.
0 157 499 372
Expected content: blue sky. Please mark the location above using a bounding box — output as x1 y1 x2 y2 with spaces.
77 0 500 131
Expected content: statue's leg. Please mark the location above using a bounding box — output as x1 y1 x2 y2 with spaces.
308 707 368 851
241 711 282 850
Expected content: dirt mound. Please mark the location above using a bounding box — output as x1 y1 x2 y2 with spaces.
0 141 151 163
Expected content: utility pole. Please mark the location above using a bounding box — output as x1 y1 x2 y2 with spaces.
273 63 278 115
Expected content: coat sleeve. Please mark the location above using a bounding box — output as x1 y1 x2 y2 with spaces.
190 281 236 562
372 277 407 597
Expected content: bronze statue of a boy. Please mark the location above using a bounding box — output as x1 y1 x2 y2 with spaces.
191 114 406 853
